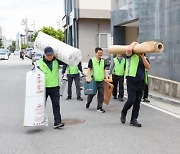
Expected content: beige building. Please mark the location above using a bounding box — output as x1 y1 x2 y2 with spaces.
62 0 111 62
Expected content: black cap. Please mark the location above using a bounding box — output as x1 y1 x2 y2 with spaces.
44 46 54 55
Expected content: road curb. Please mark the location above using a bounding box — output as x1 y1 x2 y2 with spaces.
149 92 180 107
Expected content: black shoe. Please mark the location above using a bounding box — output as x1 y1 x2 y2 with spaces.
77 96 83 101
86 103 90 109
113 96 117 99
54 123 65 129
142 98 150 103
97 108 105 113
130 120 142 127
66 96 71 100
120 112 126 124
119 97 123 102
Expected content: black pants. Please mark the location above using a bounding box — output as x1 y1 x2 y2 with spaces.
112 75 124 98
46 87 61 124
122 80 144 121
67 76 81 98
142 84 149 99
87 81 104 109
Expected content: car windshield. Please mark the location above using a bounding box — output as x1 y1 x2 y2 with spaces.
26 48 33 51
36 54 42 57
0 50 7 55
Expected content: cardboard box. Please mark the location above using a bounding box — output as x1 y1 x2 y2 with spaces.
104 81 114 105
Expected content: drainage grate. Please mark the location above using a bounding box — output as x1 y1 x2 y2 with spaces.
62 118 86 125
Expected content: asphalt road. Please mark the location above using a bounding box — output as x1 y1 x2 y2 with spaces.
0 55 180 154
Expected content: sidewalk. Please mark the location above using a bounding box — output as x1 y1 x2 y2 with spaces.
149 91 180 106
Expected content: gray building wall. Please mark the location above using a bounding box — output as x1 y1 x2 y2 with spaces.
111 0 180 82
79 19 110 62
63 0 111 62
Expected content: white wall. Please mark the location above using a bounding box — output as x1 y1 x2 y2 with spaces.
79 0 111 10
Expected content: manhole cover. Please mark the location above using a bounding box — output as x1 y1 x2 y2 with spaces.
62 118 86 125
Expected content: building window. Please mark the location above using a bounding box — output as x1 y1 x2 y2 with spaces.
97 33 111 49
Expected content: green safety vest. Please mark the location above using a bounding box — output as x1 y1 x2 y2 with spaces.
125 54 148 84
66 66 79 74
38 58 59 87
144 69 148 85
112 57 126 76
91 57 104 82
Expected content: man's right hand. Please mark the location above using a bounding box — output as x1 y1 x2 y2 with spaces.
87 78 91 82
126 42 139 56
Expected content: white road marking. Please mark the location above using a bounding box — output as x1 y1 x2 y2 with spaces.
124 96 180 119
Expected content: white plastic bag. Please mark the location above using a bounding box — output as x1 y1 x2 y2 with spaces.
24 66 46 127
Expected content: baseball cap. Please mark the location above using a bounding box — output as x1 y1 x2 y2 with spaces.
44 46 54 55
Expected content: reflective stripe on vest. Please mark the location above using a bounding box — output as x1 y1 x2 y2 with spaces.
112 57 125 76
66 66 79 74
38 58 59 87
92 57 104 81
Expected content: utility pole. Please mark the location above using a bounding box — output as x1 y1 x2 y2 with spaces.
21 18 28 46
56 20 61 30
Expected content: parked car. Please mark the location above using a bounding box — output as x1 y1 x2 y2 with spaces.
3 49 11 57
0 49 9 60
14 50 20 55
32 53 42 64
25 48 33 58
28 50 36 59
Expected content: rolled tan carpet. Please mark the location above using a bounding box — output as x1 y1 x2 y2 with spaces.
108 41 164 54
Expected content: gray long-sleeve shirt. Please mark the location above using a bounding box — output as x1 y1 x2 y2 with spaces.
109 57 125 75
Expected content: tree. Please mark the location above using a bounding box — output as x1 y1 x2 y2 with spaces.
21 43 28 49
9 41 16 52
0 38 3 48
32 26 64 42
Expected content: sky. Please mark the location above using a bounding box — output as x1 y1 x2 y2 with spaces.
0 0 64 40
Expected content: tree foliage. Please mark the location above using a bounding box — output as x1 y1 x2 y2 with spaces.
0 38 3 48
32 26 64 42
8 41 16 52
21 43 28 49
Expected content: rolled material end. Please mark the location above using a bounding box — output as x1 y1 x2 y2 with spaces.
154 42 164 52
